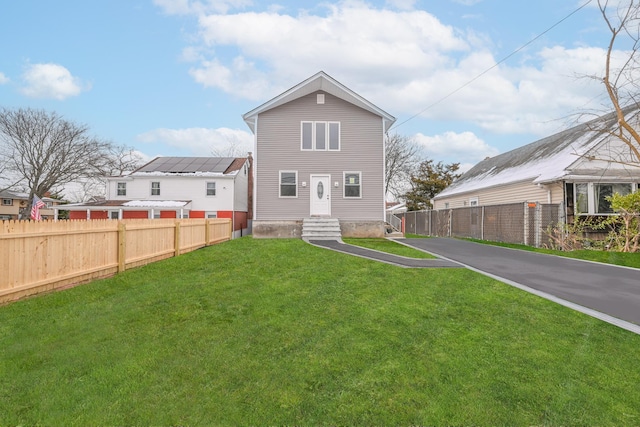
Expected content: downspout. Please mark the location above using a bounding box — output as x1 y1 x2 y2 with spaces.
231 176 236 239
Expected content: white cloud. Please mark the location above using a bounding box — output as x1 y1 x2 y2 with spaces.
137 127 253 156
188 4 468 100
0 72 9 84
20 63 88 100
414 131 500 165
385 0 417 10
160 2 619 139
153 0 252 15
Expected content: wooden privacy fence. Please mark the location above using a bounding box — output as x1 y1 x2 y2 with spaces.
0 218 232 303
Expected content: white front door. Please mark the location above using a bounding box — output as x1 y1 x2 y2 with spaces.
310 175 331 216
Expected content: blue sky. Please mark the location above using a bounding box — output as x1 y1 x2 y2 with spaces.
0 0 621 173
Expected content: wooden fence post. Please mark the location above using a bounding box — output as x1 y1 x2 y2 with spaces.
174 220 181 257
118 221 126 273
205 219 210 246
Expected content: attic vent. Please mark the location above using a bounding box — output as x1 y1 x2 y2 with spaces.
317 94 325 104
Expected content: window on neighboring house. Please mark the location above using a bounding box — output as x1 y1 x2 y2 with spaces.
469 198 479 207
117 182 126 196
301 121 340 151
595 183 632 213
206 182 216 196
110 211 119 220
280 171 297 198
207 213 217 218
344 172 361 198
2 199 12 206
151 181 160 196
574 182 633 214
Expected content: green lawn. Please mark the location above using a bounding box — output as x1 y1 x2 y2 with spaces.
1 237 639 425
343 237 435 258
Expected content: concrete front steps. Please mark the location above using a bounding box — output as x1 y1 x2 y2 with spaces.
302 217 342 241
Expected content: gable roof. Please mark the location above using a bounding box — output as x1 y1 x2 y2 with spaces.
242 71 396 133
435 106 640 200
131 156 245 176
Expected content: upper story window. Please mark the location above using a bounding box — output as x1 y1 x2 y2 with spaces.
206 182 216 196
117 182 126 196
2 198 12 206
151 181 160 196
344 172 361 198
301 121 340 151
575 182 634 215
280 171 297 198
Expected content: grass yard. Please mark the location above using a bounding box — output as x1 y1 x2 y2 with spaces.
1 237 640 425
343 237 435 258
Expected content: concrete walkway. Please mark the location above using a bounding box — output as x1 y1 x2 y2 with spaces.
399 238 640 334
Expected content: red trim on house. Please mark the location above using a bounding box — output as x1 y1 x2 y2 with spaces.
123 210 148 219
190 210 205 218
160 211 176 219
69 211 87 220
90 211 108 220
217 210 248 231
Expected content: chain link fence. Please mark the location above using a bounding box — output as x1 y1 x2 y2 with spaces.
395 202 562 248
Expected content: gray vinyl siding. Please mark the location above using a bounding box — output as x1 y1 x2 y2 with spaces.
255 91 384 221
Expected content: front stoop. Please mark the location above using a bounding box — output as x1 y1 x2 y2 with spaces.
302 217 342 241
386 231 404 238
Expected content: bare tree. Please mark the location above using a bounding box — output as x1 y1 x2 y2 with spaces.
586 0 640 163
385 133 420 200
0 107 129 216
67 144 144 202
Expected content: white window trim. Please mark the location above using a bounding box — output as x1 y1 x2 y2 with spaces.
574 182 636 215
301 121 340 151
279 170 298 198
151 181 160 196
206 181 216 197
469 197 479 207
343 171 362 199
117 182 127 196
2 198 12 206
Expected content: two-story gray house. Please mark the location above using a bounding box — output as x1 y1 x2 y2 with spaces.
243 71 396 238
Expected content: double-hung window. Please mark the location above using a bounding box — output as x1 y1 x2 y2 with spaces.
117 182 126 196
206 182 216 196
280 171 297 198
301 121 340 151
2 198 12 206
151 181 160 196
344 172 361 198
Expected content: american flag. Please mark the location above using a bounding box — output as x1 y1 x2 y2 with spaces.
30 195 46 221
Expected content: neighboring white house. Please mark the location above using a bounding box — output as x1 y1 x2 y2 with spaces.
243 71 396 238
62 156 253 237
433 107 640 222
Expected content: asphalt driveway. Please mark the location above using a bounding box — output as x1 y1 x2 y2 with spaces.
399 238 640 333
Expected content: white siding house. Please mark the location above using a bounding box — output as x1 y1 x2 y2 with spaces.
63 156 253 237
